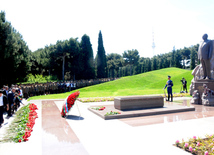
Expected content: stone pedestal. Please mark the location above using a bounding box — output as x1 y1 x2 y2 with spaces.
114 96 164 110
193 79 214 104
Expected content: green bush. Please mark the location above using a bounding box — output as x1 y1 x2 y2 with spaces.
26 74 58 83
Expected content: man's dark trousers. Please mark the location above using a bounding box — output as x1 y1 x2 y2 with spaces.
0 106 4 124
167 87 173 101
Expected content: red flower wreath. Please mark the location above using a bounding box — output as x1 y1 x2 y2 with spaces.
61 91 80 117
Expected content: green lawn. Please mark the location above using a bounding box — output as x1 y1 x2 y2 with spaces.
28 67 193 100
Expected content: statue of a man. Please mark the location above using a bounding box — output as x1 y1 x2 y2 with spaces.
198 34 213 79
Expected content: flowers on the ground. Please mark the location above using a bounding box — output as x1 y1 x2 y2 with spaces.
78 97 114 103
175 140 179 146
189 146 193 152
1 103 38 143
91 106 106 111
175 134 214 154
184 143 189 148
105 111 121 116
21 103 38 142
196 142 200 147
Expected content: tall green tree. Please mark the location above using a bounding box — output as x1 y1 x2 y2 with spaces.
190 49 196 70
152 56 157 70
122 49 139 76
171 47 176 67
190 44 199 70
31 46 52 76
80 34 95 79
49 38 80 81
144 58 151 72
0 11 30 86
96 31 107 78
106 53 123 78
174 51 182 68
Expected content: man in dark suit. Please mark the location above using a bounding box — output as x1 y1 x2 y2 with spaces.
198 34 213 79
0 89 9 127
7 87 15 117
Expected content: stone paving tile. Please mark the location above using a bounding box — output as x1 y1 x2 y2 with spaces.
1 97 214 155
42 100 89 155
120 100 214 127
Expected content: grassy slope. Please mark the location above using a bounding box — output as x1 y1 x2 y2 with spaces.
28 67 193 100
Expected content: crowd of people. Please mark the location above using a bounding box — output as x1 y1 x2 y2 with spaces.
0 85 23 127
0 78 115 127
19 78 113 98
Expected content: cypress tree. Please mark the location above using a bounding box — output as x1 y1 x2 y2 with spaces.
152 56 157 70
96 31 107 78
148 59 152 71
80 34 95 79
171 48 176 67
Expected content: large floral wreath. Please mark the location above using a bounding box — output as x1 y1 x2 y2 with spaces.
61 91 80 117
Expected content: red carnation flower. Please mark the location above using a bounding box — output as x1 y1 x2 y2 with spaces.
99 107 106 110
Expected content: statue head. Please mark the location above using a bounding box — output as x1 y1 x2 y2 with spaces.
202 34 208 41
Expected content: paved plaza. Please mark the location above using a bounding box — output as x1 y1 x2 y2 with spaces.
1 97 214 155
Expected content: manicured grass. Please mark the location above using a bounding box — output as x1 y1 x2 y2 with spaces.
28 67 193 101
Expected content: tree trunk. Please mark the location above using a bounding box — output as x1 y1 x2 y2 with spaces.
112 68 114 78
62 54 65 81
183 59 185 69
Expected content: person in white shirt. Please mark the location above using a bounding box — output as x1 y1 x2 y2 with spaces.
19 86 23 98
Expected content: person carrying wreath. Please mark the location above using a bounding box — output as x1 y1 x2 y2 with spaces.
163 75 173 102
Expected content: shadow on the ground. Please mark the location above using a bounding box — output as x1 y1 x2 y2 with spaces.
66 115 84 120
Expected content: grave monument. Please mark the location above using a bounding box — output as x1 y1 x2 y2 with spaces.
190 34 214 104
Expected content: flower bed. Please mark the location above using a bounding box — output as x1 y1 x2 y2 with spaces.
175 135 214 155
1 103 38 143
90 106 121 116
91 106 106 110
105 111 121 116
78 94 189 103
78 97 114 102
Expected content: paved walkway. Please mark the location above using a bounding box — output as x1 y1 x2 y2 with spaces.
1 97 214 155
0 99 27 139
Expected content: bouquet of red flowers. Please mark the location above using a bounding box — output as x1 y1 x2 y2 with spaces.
61 91 80 117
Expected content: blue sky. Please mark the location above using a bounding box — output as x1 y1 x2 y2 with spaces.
1 0 214 58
